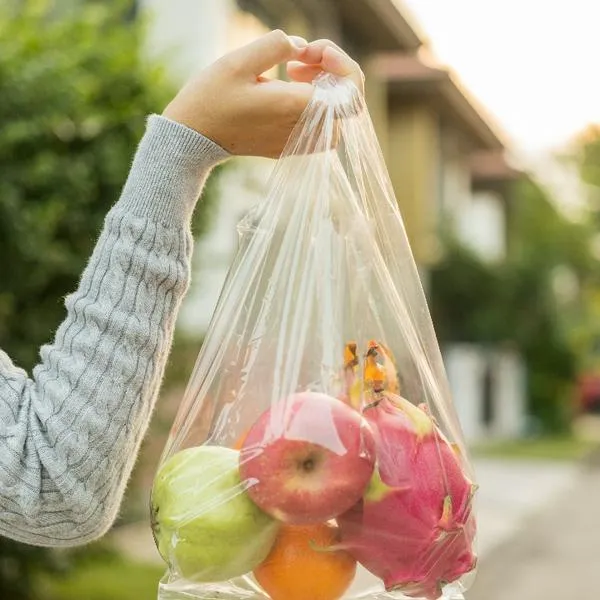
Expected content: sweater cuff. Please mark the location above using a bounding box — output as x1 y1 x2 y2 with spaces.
114 114 230 226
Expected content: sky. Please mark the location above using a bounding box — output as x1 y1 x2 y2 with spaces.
401 0 600 156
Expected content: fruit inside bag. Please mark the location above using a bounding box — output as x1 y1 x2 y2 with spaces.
150 74 478 600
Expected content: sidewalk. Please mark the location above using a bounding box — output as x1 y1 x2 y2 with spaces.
473 457 579 557
468 455 600 600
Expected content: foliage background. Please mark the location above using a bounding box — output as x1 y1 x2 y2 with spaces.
430 177 597 434
0 1 219 598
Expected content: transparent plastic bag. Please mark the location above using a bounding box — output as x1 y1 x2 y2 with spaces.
150 74 478 600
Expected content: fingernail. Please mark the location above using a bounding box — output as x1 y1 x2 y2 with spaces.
289 35 308 49
323 46 352 75
327 46 346 60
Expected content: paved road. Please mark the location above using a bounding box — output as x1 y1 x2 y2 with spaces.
468 457 600 600
473 457 579 557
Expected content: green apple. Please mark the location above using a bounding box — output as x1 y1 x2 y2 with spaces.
151 445 279 582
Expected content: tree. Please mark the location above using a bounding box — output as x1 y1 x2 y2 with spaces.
430 178 593 433
0 1 219 597
563 125 600 408
0 1 172 369
573 124 600 192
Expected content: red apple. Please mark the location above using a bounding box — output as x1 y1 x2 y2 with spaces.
239 391 376 524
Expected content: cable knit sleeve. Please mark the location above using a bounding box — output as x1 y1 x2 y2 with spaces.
0 115 229 547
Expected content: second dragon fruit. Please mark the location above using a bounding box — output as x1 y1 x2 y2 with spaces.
337 343 478 600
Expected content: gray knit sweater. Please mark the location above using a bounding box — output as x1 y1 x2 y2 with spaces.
0 115 229 547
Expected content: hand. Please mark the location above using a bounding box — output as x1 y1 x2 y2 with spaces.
162 30 364 158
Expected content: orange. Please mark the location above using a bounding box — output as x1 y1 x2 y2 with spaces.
254 523 356 600
233 430 248 450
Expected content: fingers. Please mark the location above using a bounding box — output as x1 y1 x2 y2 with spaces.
227 29 308 76
294 39 365 93
258 78 314 112
298 39 347 65
286 62 323 84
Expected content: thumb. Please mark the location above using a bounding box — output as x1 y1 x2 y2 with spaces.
231 30 308 76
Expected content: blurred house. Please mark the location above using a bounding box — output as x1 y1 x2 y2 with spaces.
452 151 527 442
370 54 508 270
466 150 522 261
369 52 527 442
137 0 526 443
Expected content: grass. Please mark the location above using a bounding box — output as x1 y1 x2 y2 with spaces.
472 435 598 461
38 555 165 600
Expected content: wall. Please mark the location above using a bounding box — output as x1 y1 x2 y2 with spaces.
178 158 274 335
445 343 527 444
439 125 471 222
364 59 390 160
138 0 235 81
438 125 507 262
458 190 506 262
388 101 442 266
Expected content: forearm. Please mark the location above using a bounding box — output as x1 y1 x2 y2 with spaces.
0 115 228 546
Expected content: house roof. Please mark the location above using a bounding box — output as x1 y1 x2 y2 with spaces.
470 151 522 183
237 0 425 52
373 53 505 151
333 0 425 51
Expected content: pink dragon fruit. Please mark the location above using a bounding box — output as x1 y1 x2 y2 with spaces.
337 343 477 599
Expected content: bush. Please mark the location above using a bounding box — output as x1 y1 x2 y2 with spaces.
0 0 175 369
0 1 219 597
430 179 588 434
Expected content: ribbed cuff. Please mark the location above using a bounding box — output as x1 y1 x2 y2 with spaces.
114 115 230 226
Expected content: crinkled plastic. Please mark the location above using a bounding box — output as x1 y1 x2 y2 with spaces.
151 74 478 600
